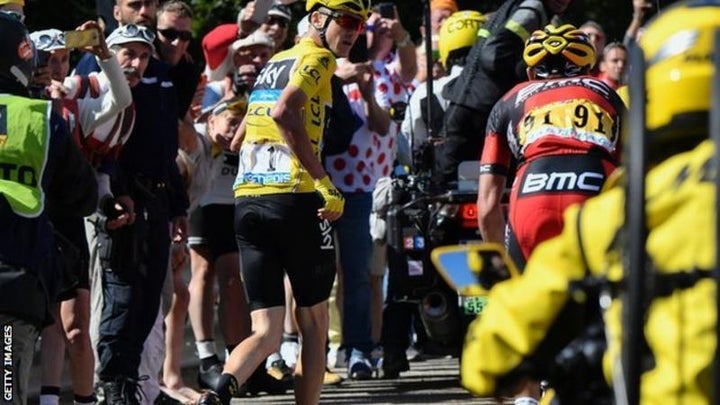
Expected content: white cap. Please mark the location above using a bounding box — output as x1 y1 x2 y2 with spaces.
106 24 155 52
30 29 66 52
230 30 274 53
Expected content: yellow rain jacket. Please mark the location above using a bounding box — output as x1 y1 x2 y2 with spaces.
462 140 716 404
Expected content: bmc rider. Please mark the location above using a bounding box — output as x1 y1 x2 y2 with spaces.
478 24 625 269
196 0 370 403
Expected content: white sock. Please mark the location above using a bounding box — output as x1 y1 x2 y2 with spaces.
195 340 216 359
40 395 60 405
514 397 539 405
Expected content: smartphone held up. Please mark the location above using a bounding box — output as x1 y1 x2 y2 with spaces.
64 28 100 49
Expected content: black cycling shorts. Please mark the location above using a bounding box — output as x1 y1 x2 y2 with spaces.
235 193 336 311
188 203 238 259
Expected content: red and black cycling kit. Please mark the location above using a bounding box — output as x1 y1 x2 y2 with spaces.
480 75 626 268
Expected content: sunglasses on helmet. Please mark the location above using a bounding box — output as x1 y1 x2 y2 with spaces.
322 11 365 33
158 28 192 42
35 32 66 51
117 24 156 43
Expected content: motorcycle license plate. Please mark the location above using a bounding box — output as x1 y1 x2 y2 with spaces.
461 295 488 315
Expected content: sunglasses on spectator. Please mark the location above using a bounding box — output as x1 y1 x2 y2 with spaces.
158 28 192 42
117 24 156 43
0 10 24 23
266 16 289 28
322 11 365 33
35 32 66 51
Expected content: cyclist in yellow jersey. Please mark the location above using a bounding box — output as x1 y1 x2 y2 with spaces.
196 0 370 404
460 1 720 404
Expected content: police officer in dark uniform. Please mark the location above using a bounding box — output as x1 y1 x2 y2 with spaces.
0 13 97 404
75 22 190 401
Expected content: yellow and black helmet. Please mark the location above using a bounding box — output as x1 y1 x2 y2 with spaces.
639 0 719 148
438 10 485 69
306 0 371 20
523 24 596 78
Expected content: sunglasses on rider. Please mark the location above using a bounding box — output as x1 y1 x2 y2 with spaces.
322 11 365 33
266 16 289 28
158 28 192 42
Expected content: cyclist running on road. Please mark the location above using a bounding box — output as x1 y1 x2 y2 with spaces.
477 24 626 269
195 0 370 403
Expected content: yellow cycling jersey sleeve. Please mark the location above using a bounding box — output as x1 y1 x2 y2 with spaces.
234 38 336 197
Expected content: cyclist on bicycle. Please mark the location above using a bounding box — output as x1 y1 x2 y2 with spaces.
477 24 626 269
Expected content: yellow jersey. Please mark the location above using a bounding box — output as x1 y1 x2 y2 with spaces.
234 38 336 197
462 139 716 404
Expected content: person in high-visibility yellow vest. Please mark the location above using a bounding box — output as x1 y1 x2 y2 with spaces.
461 1 720 404
0 13 97 404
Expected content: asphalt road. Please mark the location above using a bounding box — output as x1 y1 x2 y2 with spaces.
197 356 498 405
27 348 503 404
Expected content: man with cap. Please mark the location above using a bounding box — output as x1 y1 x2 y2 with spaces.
85 23 190 404
0 12 97 405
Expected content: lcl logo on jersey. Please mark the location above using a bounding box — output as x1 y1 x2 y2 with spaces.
520 171 604 196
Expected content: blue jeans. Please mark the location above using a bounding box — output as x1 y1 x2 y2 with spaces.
335 192 373 356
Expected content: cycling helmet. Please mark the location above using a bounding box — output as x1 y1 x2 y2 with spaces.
438 10 485 69
0 12 34 90
306 0 370 20
639 0 719 151
523 24 596 78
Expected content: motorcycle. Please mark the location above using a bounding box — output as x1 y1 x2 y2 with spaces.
381 166 483 368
